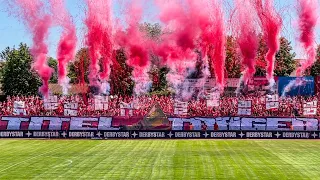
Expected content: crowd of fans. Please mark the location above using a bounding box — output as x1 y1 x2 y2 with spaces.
0 93 319 117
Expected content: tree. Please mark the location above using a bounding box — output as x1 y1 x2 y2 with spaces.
68 48 90 84
254 37 296 77
141 22 170 94
0 43 41 96
255 35 268 76
306 45 320 76
109 49 135 96
225 36 242 78
274 37 296 76
48 57 58 83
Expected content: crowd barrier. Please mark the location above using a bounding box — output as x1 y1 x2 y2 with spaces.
0 116 320 139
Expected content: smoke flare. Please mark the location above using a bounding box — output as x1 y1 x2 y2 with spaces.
13 0 53 97
85 0 113 92
235 0 259 86
254 0 282 87
296 0 318 76
49 0 77 95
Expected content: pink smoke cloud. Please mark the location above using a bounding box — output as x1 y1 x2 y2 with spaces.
14 0 53 97
49 0 77 95
235 0 259 85
85 0 113 91
254 0 282 83
296 0 318 76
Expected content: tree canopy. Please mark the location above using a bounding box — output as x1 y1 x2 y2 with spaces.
0 43 41 96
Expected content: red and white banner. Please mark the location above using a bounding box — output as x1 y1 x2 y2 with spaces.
303 101 317 115
94 96 109 111
0 116 318 131
238 100 252 115
44 95 58 110
266 94 279 110
13 101 26 116
174 101 188 115
64 102 78 116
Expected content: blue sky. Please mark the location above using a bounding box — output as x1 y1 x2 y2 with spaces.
0 0 319 59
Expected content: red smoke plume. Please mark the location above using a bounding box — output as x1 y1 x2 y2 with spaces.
14 0 52 97
114 0 153 95
296 0 318 76
85 0 113 91
155 0 226 91
254 0 282 83
235 0 259 84
49 0 77 95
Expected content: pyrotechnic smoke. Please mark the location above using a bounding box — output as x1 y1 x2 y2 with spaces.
114 0 152 95
155 0 226 97
85 0 113 93
197 0 226 91
12 0 53 97
49 0 77 95
296 0 318 76
254 0 282 89
234 0 259 89
282 0 318 96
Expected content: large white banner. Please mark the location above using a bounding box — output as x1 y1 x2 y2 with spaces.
44 95 58 110
0 116 319 131
13 101 26 116
266 94 279 110
303 101 317 115
174 101 188 115
94 96 109 111
64 102 78 116
238 100 252 115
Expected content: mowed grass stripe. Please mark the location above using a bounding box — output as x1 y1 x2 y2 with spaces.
260 141 320 179
0 140 81 179
1 140 320 179
36 141 105 180
256 140 316 179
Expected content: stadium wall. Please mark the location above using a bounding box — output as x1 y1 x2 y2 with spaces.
0 116 320 139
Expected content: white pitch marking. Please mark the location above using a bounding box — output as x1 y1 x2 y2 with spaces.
53 160 73 168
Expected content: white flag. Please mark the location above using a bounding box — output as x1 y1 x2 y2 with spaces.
13 101 26 115
44 95 58 110
64 102 78 116
303 101 317 115
174 101 188 115
206 92 220 107
266 94 279 110
94 96 109 110
238 100 252 115
120 102 134 116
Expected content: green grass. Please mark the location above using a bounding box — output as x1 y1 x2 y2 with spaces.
0 140 320 180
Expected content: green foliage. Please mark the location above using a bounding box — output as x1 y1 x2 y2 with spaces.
255 36 296 77
0 43 41 96
48 57 58 83
68 48 90 84
274 37 296 76
225 36 242 78
140 22 162 41
109 49 134 96
255 35 268 76
306 45 320 76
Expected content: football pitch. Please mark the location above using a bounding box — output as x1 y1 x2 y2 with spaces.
0 140 320 179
